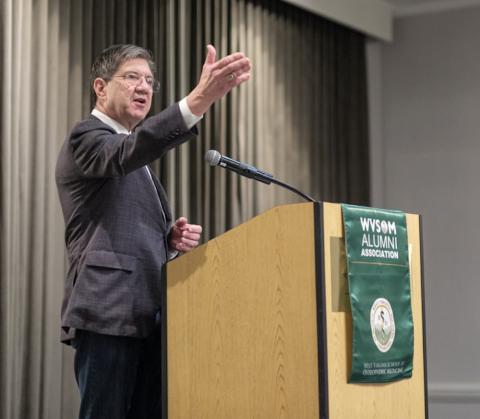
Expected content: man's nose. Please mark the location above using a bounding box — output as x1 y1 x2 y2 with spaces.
136 78 151 91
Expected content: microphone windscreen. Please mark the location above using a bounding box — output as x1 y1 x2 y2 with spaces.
205 150 221 166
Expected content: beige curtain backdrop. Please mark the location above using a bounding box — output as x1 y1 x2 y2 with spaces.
0 0 369 418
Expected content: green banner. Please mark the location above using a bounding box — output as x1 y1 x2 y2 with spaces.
342 204 413 383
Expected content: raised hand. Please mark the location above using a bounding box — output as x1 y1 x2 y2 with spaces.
186 44 252 116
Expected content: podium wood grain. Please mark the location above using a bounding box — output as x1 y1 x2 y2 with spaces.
167 203 320 419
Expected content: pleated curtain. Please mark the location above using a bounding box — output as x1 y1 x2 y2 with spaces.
0 1 369 417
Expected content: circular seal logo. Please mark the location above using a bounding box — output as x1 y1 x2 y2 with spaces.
370 298 395 353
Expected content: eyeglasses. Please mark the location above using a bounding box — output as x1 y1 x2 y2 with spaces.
113 71 161 93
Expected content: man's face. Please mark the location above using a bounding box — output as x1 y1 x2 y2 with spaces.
95 58 154 130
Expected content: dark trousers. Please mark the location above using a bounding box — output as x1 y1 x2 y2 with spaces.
72 328 163 419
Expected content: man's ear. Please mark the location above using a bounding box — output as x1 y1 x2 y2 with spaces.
93 78 108 100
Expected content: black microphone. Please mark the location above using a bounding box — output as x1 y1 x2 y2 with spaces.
205 150 274 184
204 150 316 202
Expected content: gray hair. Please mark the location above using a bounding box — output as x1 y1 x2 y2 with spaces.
91 44 155 85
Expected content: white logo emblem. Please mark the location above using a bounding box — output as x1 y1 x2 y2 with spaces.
370 298 395 353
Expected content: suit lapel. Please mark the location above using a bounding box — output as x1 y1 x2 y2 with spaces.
146 165 172 225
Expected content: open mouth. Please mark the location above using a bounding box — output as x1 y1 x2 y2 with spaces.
133 97 147 105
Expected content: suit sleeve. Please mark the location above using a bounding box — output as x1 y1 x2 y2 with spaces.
70 103 197 178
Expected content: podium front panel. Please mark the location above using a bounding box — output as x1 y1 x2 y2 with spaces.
166 203 320 418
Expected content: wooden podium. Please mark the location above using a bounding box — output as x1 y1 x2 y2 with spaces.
163 202 428 419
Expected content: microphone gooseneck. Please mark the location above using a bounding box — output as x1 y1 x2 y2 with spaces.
205 150 316 202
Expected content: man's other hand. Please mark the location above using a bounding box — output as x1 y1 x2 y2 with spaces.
168 217 203 253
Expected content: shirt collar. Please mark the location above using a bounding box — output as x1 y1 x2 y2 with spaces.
91 108 130 134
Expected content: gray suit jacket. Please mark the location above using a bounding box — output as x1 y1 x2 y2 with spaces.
56 103 196 343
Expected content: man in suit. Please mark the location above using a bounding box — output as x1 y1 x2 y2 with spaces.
55 44 251 419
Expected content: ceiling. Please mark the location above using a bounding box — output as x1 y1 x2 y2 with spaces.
386 0 447 5
384 0 480 16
